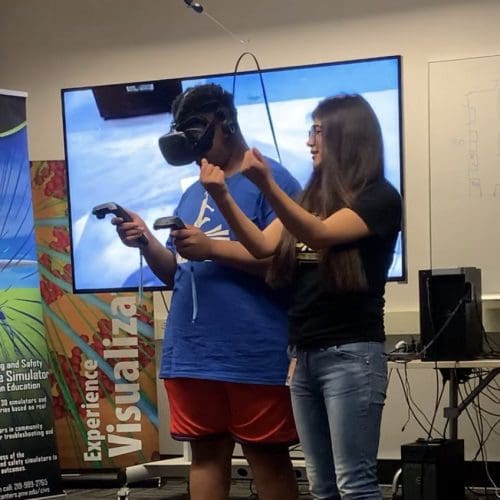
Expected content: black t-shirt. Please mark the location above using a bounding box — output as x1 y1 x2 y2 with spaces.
288 179 402 348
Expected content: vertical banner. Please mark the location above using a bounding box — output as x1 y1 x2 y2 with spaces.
30 160 159 470
0 91 64 498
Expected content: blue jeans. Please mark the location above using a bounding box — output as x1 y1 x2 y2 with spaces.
290 342 387 500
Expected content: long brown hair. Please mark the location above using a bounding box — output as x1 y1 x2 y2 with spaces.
267 94 385 292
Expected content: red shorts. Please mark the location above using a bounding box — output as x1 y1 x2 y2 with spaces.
164 378 298 445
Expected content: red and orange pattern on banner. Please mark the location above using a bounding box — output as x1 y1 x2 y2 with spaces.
30 160 159 470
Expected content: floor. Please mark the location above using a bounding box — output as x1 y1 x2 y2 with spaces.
66 481 305 499
63 478 368 498
63 480 499 499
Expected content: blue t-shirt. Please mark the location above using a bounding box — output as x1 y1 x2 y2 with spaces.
159 159 301 385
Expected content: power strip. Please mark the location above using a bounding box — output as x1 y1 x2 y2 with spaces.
387 352 420 362
231 458 307 481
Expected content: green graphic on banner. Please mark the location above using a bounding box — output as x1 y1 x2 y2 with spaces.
0 92 64 499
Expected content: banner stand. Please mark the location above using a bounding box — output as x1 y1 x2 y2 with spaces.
0 90 65 499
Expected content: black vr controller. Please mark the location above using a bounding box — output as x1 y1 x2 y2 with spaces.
153 216 186 230
92 202 148 246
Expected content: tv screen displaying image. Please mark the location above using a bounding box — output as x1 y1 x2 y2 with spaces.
62 54 405 293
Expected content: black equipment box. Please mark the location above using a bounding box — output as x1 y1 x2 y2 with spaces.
401 439 464 500
419 267 483 361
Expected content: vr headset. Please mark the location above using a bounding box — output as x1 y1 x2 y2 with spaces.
158 113 216 166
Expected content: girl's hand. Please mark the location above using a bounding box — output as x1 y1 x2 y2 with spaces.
241 148 272 187
200 158 228 200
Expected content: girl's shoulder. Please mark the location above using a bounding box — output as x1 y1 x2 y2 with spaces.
362 178 401 204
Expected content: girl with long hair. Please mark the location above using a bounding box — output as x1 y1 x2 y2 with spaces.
196 94 402 499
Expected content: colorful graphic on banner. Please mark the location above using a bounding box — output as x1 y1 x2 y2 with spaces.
0 93 64 499
30 160 159 469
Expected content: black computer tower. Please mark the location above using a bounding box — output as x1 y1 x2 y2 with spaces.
401 439 464 500
419 267 483 361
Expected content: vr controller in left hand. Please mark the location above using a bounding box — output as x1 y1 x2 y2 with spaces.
91 202 149 247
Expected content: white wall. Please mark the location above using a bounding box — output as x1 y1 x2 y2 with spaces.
2 0 500 460
3 0 500 323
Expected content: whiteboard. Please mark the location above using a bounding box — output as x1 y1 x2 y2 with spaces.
429 55 500 296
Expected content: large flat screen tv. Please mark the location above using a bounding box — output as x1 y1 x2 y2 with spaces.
62 54 405 293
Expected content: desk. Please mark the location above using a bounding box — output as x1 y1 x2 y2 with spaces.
388 358 500 440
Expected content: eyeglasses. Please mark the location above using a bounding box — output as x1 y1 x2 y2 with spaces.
308 124 323 141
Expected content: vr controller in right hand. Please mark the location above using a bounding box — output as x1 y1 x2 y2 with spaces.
91 202 149 247
153 216 186 231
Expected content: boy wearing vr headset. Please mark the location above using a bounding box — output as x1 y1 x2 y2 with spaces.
113 84 301 500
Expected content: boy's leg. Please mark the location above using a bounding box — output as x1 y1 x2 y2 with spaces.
164 378 234 500
242 442 298 500
228 382 299 500
190 435 235 500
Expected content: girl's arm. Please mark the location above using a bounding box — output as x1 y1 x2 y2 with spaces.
241 148 371 250
260 181 370 250
171 225 273 276
200 159 282 258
